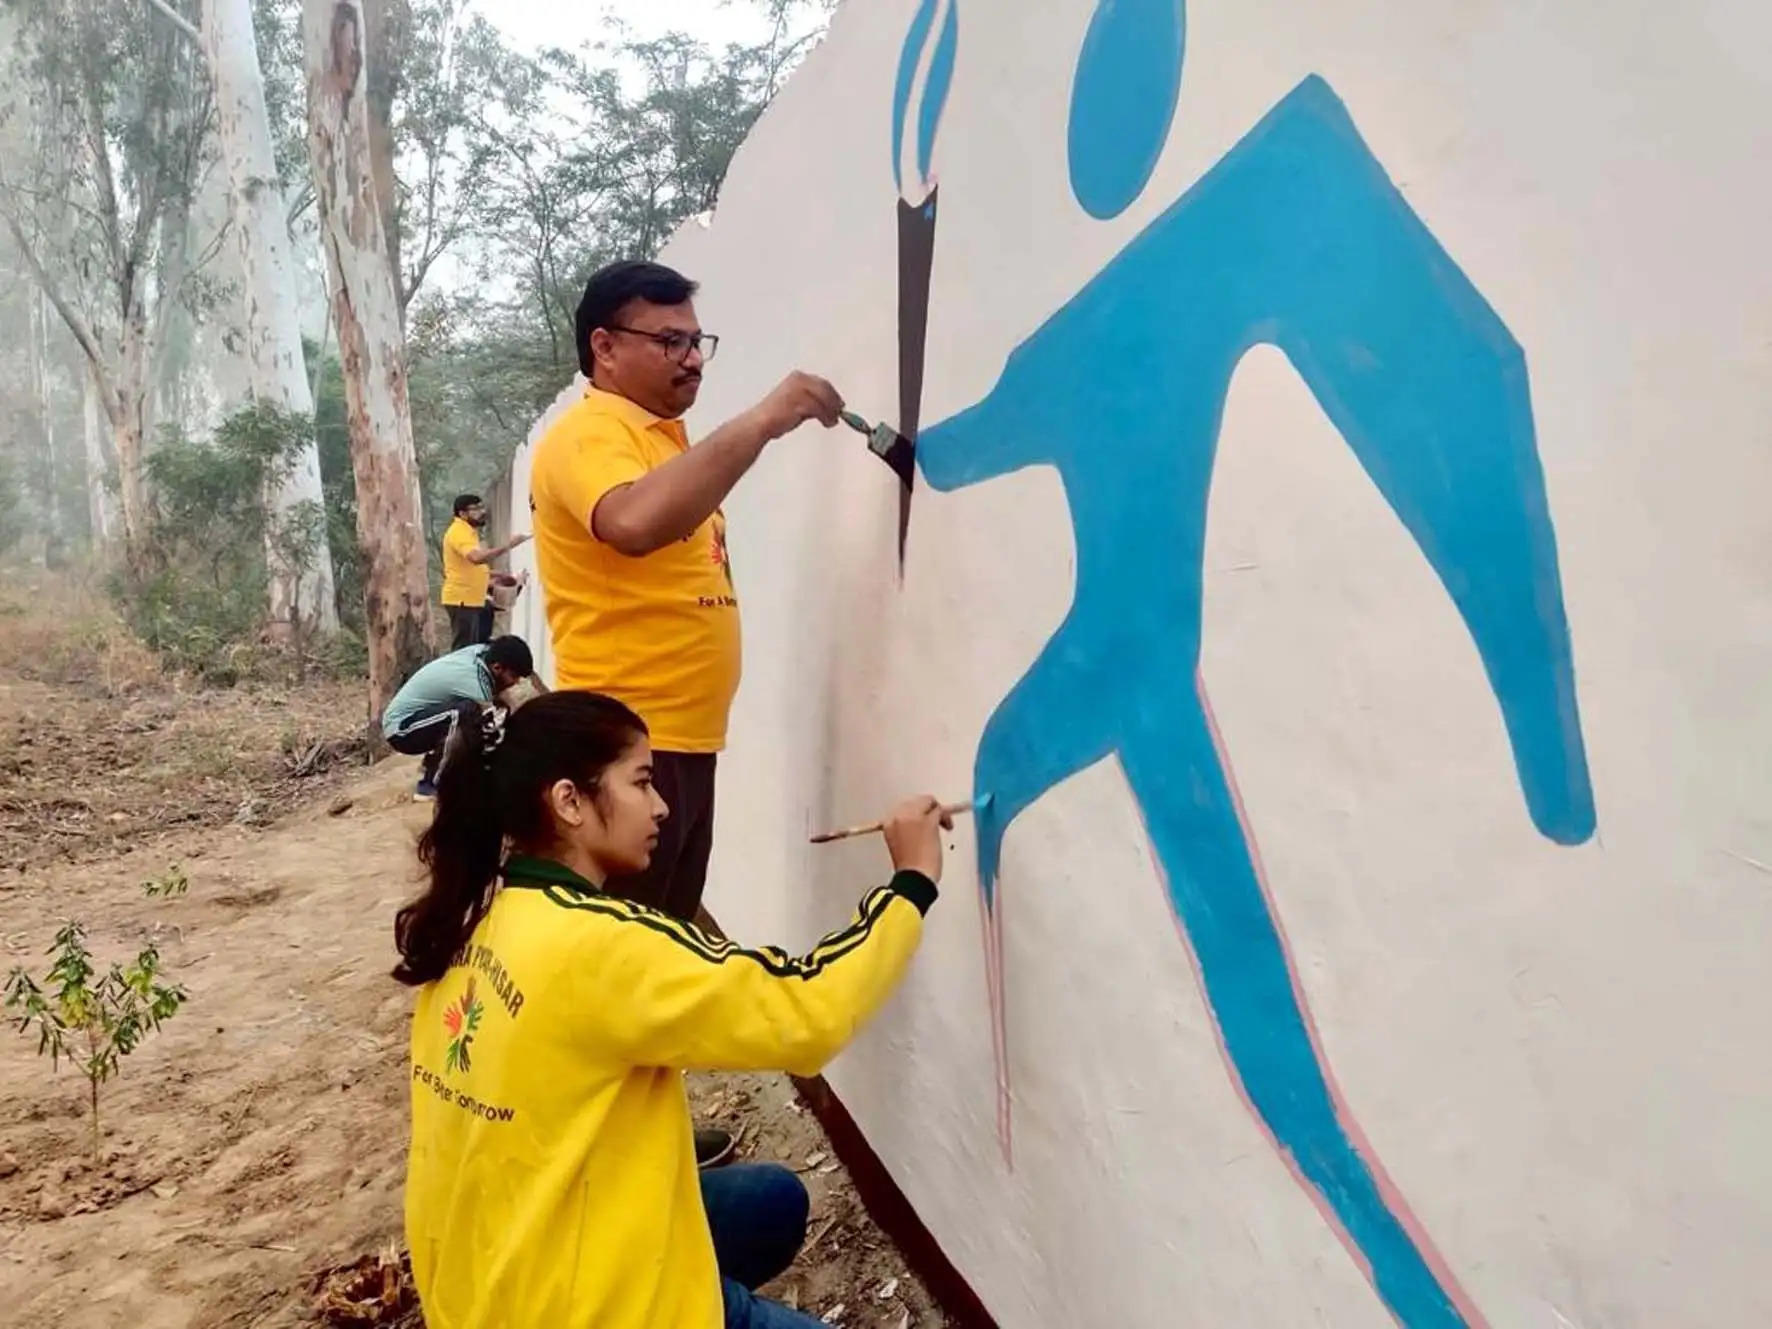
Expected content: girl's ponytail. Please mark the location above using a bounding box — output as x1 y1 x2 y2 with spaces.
395 703 506 985
392 690 649 987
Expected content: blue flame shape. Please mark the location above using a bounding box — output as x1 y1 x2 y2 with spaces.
891 0 959 193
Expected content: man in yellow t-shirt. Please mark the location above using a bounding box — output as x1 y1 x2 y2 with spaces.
528 260 843 923
440 494 530 650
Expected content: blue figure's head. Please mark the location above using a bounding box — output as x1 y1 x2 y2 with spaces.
919 0 1191 494
1068 0 1187 218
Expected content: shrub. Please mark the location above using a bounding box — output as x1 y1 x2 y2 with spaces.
110 404 343 680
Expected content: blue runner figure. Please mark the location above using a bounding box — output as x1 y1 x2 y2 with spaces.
912 4 1597 1326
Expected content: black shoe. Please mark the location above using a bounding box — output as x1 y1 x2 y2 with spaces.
695 1126 736 1170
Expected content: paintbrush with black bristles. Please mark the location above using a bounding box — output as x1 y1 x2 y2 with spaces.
839 409 915 488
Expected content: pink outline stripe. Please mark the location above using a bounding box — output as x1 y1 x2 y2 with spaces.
1194 669 1485 1326
971 675 1486 1323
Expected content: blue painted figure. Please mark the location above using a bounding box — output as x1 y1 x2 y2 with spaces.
912 17 1597 1329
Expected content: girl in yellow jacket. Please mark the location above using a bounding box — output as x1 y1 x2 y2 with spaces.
394 690 949 1329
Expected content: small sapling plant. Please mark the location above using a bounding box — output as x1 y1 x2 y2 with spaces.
141 865 189 899
4 922 188 1161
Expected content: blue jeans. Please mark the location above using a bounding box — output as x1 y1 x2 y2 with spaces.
701 1163 826 1329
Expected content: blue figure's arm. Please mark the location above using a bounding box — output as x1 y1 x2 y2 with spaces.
918 341 1132 902
922 75 1595 850
913 379 1126 900
917 343 1055 493
967 617 1124 906
905 68 1589 1329
1232 78 1597 844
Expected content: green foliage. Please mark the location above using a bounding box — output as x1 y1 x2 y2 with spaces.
141 865 189 899
387 6 829 535
0 0 217 474
0 0 829 650
0 245 95 563
287 0 821 588
108 403 333 678
4 921 188 1160
310 347 369 633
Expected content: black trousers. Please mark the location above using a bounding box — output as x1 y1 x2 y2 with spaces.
385 703 462 782
606 751 716 922
446 603 490 651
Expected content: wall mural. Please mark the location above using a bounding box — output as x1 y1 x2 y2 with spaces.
898 2 1598 1325
890 0 957 571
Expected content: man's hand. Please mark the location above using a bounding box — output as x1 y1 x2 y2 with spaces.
881 795 954 883
468 531 531 565
750 372 843 441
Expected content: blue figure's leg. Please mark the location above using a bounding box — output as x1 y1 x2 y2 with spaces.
1280 304 1594 844
969 609 1123 905
1118 698 1474 1329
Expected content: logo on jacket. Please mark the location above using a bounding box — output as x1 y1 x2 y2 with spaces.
442 977 484 1074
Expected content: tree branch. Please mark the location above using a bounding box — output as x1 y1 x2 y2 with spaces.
190 215 233 273
2 181 112 237
286 181 316 229
1 208 115 404
78 70 128 278
143 0 203 50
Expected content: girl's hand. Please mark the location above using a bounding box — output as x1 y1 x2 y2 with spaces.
882 795 953 883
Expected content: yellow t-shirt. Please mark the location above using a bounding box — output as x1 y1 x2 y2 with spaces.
527 388 740 752
439 517 490 608
404 856 937 1329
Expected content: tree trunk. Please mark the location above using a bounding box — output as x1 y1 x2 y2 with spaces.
107 300 153 559
302 0 433 716
362 0 407 318
205 0 339 636
148 186 194 446
29 287 63 564
82 376 115 546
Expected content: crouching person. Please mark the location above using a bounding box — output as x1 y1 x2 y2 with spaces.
394 689 948 1329
380 635 543 799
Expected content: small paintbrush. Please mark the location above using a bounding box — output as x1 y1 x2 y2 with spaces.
809 794 990 845
839 409 915 488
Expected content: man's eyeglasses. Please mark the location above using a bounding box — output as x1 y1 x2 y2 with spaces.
607 326 720 364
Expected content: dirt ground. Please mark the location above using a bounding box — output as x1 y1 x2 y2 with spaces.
0 578 944 1328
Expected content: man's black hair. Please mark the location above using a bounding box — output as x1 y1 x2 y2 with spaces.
575 260 699 379
483 635 534 678
453 494 484 517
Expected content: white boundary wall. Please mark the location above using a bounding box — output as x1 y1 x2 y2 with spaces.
503 2 1772 1325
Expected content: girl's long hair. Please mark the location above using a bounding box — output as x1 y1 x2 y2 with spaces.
392 690 647 986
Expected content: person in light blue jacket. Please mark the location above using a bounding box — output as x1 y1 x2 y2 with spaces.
381 636 545 798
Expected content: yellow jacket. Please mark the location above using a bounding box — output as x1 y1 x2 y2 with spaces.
404 855 938 1329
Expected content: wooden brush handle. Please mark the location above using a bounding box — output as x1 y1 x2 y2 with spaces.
809 801 974 845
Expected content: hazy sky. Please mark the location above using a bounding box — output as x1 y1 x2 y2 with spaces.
488 0 791 57
409 2 819 301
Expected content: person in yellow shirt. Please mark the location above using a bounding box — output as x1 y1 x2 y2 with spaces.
395 689 948 1329
528 260 845 926
440 493 530 650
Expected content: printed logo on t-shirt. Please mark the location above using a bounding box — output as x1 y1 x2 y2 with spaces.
442 978 484 1074
711 511 732 589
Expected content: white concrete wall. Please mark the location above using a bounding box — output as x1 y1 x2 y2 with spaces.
506 2 1772 1324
